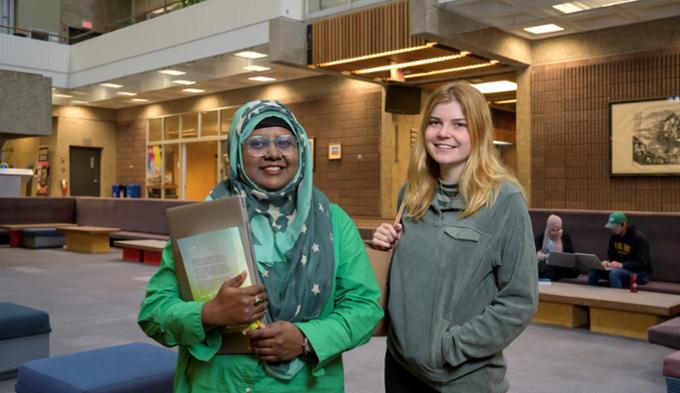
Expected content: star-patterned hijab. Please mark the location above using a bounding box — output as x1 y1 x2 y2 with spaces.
209 100 334 380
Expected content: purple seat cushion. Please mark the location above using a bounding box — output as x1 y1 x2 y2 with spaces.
649 318 680 350
664 351 680 378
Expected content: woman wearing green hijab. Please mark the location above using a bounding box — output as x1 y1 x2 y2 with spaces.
138 100 383 392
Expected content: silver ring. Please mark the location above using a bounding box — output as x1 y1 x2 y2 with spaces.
254 295 262 306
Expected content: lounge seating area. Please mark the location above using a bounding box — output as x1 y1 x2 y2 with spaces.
529 208 680 294
0 197 192 244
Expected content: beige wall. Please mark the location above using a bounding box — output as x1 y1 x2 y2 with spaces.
52 106 118 197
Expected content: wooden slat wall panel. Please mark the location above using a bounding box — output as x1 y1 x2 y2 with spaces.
311 1 427 65
531 50 680 212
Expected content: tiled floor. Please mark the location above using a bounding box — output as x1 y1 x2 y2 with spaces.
0 246 671 393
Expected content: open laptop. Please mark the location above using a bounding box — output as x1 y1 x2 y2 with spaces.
546 252 576 268
547 252 608 273
574 252 608 273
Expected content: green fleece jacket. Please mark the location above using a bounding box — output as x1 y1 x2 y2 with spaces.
138 204 382 393
387 181 538 393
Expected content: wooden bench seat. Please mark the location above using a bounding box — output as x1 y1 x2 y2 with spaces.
59 226 120 253
0 223 77 247
533 282 680 339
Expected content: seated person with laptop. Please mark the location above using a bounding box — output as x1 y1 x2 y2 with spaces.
587 211 651 288
535 214 579 281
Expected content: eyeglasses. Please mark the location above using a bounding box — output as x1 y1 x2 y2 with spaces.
244 135 298 157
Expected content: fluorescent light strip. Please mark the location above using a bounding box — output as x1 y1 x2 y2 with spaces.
404 60 499 79
318 42 438 67
158 69 186 76
493 140 513 145
523 24 564 34
354 51 470 75
242 65 271 72
494 99 517 104
131 98 149 103
472 81 517 94
53 93 73 98
171 80 196 85
116 91 137 96
599 0 637 6
100 83 122 88
248 76 277 82
182 88 206 93
234 51 268 59
71 100 88 105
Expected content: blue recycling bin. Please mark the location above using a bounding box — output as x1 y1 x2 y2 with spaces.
111 184 120 198
126 183 141 198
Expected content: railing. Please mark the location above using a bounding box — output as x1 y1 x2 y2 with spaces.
0 23 67 44
0 0 199 45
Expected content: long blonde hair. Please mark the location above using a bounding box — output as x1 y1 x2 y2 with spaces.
404 81 523 219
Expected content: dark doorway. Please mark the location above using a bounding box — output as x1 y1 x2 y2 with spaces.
69 146 101 196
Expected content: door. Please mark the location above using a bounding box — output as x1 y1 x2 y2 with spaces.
185 141 217 200
69 146 101 196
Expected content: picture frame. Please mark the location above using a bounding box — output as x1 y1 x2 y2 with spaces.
610 98 680 176
328 143 342 160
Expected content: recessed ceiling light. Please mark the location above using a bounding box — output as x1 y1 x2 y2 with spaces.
182 88 206 93
116 91 137 96
248 76 277 82
523 24 564 34
131 98 149 103
242 65 271 72
234 51 268 59
552 2 590 14
100 83 123 88
171 80 196 85
158 69 186 76
53 93 73 98
471 80 517 94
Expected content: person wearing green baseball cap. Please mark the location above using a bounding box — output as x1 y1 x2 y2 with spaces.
587 211 651 288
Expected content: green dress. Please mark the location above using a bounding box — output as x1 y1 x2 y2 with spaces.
138 204 383 393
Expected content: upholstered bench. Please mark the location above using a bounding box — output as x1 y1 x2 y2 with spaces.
665 351 680 393
22 228 65 249
0 303 51 380
15 342 177 393
649 317 680 350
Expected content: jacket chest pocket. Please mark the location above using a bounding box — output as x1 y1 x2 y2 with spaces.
441 225 490 268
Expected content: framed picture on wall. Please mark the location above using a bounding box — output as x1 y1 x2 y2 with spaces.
610 98 680 176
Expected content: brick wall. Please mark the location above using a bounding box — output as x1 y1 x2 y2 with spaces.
116 119 146 186
114 91 382 216
288 91 381 216
531 49 680 211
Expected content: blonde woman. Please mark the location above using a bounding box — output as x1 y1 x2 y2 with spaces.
372 82 537 393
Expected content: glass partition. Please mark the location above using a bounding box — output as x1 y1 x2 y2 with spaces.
201 110 218 137
164 115 179 140
163 143 180 199
181 113 198 139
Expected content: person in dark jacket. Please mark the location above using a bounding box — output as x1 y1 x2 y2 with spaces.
587 211 651 288
535 214 579 281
